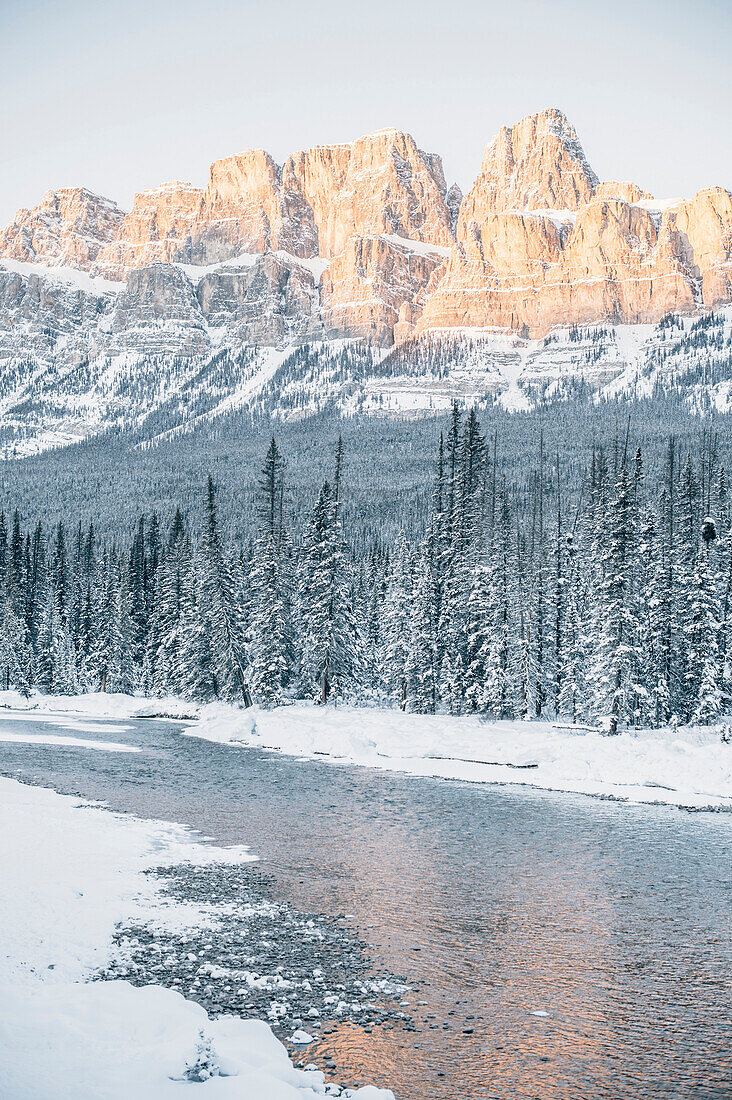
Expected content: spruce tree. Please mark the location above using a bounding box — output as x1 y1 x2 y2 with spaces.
380 531 413 709
250 440 294 707
298 479 362 704
196 476 251 704
405 545 437 713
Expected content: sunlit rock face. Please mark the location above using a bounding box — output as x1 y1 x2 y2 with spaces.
1 113 731 347
282 128 455 258
669 188 732 308
415 194 701 339
202 150 317 261
419 186 732 338
0 188 125 270
320 234 450 343
94 183 205 279
593 181 651 203
414 109 732 338
457 108 599 232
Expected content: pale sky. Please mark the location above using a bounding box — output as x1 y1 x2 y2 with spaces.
1 0 730 224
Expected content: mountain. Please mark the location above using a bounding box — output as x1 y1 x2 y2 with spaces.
0 109 731 454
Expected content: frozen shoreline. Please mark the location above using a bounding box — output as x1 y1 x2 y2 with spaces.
0 771 392 1099
2 689 731 811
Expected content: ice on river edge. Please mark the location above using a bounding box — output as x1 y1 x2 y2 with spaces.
0 774 393 1100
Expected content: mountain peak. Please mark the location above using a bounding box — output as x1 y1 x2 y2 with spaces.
472 108 599 217
0 187 126 269
1 115 731 358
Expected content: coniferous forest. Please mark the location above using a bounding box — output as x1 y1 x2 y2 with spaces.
1 402 729 732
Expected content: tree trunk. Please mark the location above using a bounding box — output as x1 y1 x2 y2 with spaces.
609 667 622 735
320 667 329 705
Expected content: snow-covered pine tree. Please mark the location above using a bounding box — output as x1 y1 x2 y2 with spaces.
148 511 192 696
25 521 47 657
687 540 723 725
0 598 31 693
36 594 77 694
110 562 135 694
249 439 295 707
426 431 448 666
405 544 437 713
363 546 388 691
437 406 487 713
556 533 586 723
532 435 547 717
180 568 218 702
127 517 148 683
51 522 69 629
5 509 25 618
379 530 413 709
550 456 565 717
464 556 492 713
196 476 251 704
89 552 118 693
298 478 363 704
485 483 520 717
587 465 642 733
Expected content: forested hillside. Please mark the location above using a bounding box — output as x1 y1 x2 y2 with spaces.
2 389 732 543
1 401 729 731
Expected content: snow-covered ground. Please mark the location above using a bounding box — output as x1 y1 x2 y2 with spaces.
2 690 730 811
0 772 392 1099
0 689 196 720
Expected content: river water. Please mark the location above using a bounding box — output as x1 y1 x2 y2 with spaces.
2 710 731 1099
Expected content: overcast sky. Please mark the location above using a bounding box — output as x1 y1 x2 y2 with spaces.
1 0 730 223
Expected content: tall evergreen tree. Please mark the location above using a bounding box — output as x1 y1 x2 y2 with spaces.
250 439 294 707
298 479 362 704
196 476 251 704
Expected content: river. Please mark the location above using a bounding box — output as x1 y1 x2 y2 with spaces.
2 709 731 1099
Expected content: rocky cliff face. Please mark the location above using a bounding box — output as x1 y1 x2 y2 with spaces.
320 235 450 341
458 108 598 233
415 183 732 339
669 188 732 308
0 188 125 270
1 111 731 353
410 110 732 340
95 182 205 278
197 253 321 346
282 128 454 258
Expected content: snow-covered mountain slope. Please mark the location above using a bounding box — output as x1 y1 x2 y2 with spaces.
1 246 730 459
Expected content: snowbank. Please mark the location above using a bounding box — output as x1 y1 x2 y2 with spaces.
187 703 732 811
0 777 392 1099
0 688 196 721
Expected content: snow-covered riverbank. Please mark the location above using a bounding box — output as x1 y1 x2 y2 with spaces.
2 689 731 810
188 704 732 811
0 774 392 1099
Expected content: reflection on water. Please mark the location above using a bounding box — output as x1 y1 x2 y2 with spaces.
2 712 731 1099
